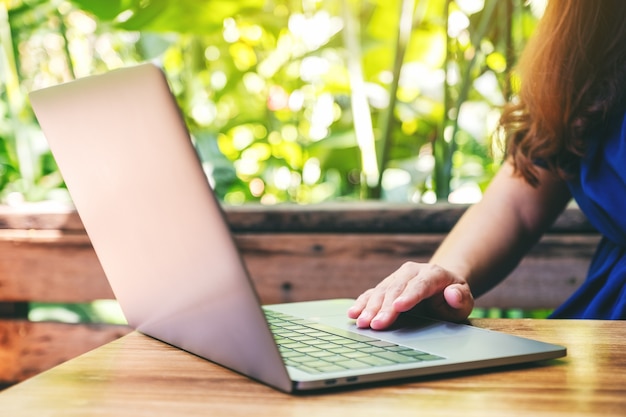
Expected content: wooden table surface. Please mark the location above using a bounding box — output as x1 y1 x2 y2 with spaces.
0 319 624 416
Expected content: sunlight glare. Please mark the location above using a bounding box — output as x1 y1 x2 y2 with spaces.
473 70 504 105
205 45 220 61
456 0 484 15
448 182 482 204
300 56 329 82
308 93 334 141
288 11 342 51
223 18 240 43
382 168 411 193
421 190 437 204
281 125 298 142
232 126 255 150
243 72 265 94
274 166 292 190
249 178 265 197
191 102 217 126
303 158 321 185
66 10 97 33
288 89 305 112
528 0 548 18
448 10 470 38
234 158 260 176
210 70 227 90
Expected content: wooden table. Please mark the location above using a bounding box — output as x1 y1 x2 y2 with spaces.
0 319 624 416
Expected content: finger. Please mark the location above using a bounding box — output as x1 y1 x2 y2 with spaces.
364 264 426 329
368 292 404 330
354 268 412 328
442 284 474 319
392 264 452 312
443 284 468 309
367 278 411 329
356 278 394 328
354 287 387 328
347 289 374 319
368 310 402 330
419 283 474 322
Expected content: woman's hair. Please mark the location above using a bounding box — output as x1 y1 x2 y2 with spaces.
500 0 626 186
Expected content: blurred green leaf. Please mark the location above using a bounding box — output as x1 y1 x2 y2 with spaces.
70 0 268 34
3 0 539 205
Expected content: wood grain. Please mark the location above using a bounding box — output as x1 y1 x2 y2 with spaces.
0 319 624 416
0 203 597 233
0 204 601 388
0 320 131 383
238 233 598 308
0 230 598 308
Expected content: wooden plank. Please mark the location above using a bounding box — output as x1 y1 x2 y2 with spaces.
0 205 85 231
211 203 597 234
0 320 131 384
0 204 600 389
0 231 112 303
0 203 597 233
476 234 597 309
239 233 598 309
0 229 599 309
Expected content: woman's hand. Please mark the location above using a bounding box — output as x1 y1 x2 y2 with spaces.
347 262 474 330
347 162 571 331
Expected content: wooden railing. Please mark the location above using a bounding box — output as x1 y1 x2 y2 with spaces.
0 202 600 387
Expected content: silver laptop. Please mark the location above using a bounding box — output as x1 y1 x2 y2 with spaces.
29 63 566 393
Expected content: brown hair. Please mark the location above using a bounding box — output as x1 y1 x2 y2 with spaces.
501 0 626 186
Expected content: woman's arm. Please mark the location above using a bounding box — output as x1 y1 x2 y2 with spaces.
348 160 572 329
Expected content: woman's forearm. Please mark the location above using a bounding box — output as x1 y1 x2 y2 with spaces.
348 161 572 329
430 161 571 298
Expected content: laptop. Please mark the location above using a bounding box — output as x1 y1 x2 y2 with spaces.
29 63 566 393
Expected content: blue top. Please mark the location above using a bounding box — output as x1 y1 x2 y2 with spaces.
550 112 626 319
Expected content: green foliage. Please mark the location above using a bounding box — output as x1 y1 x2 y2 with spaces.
0 0 541 205
469 308 553 319
29 301 127 324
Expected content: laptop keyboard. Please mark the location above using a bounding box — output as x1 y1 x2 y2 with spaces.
265 310 444 374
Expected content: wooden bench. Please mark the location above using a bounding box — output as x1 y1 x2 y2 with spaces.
0 202 600 388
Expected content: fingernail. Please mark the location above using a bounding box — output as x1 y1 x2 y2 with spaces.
356 312 372 328
371 312 388 326
358 311 372 321
347 306 360 318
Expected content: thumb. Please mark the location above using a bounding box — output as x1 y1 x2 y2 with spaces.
443 284 474 314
